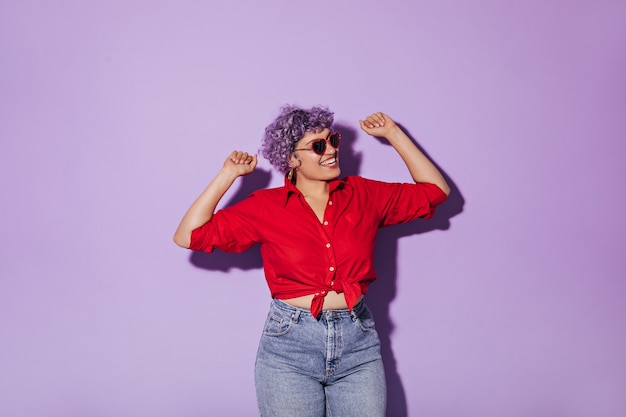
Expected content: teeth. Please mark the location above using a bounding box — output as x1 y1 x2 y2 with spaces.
321 158 336 166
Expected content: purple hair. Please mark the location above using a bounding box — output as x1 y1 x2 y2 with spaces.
260 105 334 174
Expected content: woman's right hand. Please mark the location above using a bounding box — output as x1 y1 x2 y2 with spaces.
223 151 258 177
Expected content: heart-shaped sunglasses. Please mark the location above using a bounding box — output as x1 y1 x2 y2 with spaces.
294 132 341 156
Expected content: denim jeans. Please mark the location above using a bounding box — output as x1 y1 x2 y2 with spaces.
255 298 386 417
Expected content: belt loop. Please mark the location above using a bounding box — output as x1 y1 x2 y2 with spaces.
292 309 301 323
350 310 358 322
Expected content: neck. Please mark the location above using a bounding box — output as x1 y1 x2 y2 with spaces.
295 177 331 198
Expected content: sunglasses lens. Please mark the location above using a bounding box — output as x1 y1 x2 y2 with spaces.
329 132 340 148
312 139 326 155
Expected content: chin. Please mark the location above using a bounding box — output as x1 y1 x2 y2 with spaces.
325 167 341 179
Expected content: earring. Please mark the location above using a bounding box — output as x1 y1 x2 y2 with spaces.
287 168 297 185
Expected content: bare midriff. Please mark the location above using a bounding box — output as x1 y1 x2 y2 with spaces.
281 291 363 310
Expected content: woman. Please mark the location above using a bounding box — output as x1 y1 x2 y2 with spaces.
173 105 450 417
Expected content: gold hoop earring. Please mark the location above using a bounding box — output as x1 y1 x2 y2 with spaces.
287 168 297 185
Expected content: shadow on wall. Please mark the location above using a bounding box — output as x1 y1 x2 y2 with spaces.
188 122 464 417
368 123 465 417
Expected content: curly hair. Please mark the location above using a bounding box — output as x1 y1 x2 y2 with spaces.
260 105 334 174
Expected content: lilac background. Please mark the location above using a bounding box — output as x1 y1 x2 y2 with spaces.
2 1 625 416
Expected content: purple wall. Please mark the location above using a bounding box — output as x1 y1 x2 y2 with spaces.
2 1 625 416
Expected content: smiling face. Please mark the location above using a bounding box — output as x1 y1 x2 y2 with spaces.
290 128 341 184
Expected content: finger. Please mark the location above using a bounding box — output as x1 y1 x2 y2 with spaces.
230 151 249 164
365 115 381 128
237 152 251 164
368 112 384 126
359 119 377 132
229 150 242 163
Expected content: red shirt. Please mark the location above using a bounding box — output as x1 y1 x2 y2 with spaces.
190 176 446 317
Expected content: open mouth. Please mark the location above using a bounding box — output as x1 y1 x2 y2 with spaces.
320 152 338 167
320 156 338 167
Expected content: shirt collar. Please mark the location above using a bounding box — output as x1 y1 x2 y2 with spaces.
282 175 349 206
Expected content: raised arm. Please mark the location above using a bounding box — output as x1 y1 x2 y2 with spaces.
359 112 450 196
173 151 258 248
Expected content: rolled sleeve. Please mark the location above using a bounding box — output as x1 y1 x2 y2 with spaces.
189 197 260 253
416 182 447 219
360 178 447 226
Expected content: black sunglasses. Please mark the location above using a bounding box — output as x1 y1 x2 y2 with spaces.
294 132 341 156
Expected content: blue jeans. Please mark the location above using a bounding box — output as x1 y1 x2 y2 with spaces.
255 298 386 417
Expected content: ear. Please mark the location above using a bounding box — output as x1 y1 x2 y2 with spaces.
289 153 302 169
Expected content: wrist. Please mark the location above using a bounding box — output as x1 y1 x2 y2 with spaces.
384 125 405 143
216 166 240 183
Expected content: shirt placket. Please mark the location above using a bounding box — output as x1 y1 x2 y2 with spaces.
319 197 337 295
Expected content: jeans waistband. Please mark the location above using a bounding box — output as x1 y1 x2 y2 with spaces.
272 297 366 321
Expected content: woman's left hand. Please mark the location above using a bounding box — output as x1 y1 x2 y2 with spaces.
359 112 399 139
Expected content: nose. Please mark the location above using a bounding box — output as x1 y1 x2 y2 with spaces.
326 137 338 152
324 141 337 154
